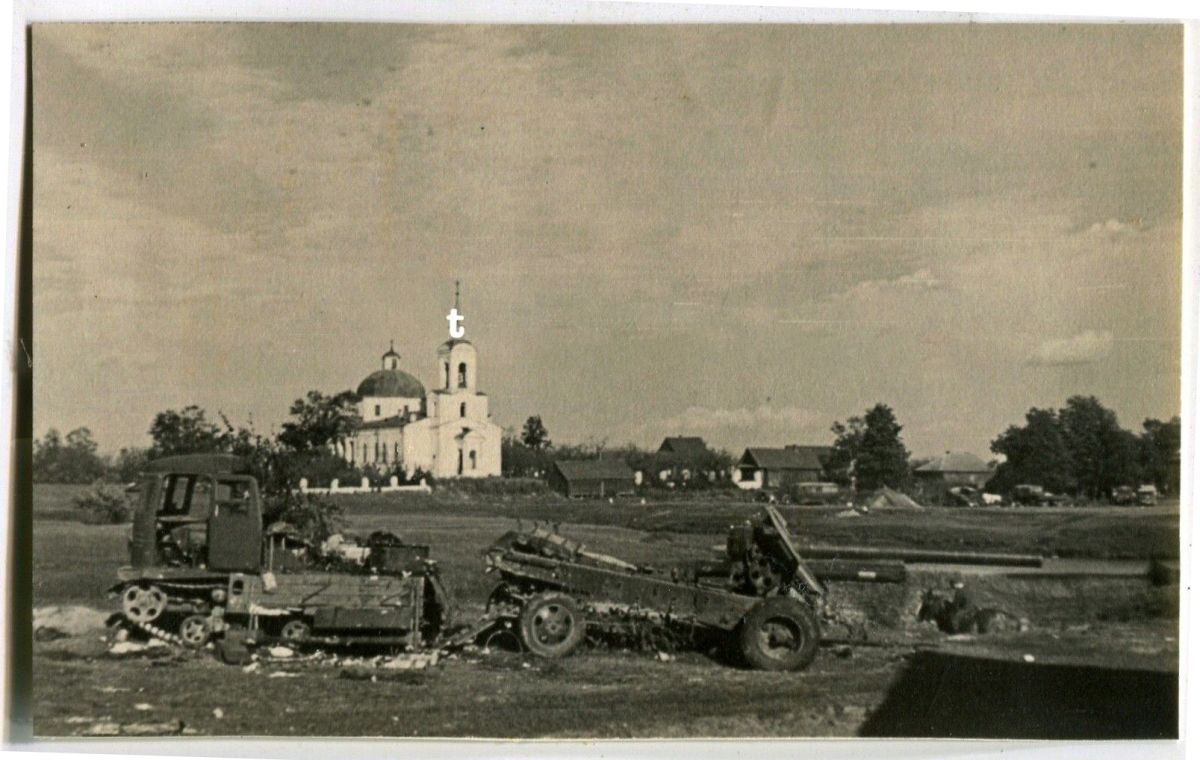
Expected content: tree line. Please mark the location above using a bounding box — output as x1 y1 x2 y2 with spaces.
822 396 1179 497
35 392 1180 500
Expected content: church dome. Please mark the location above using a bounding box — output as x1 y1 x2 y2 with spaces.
356 369 425 398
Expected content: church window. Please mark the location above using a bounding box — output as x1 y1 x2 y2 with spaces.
457 448 464 475
457 362 467 388
460 402 466 418
362 444 368 462
374 404 381 417
394 442 400 460
469 450 477 470
381 445 387 463
443 362 450 388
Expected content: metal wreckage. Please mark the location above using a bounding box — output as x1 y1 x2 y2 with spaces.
110 454 1026 671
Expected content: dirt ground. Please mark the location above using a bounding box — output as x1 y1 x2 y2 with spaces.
25 485 1181 739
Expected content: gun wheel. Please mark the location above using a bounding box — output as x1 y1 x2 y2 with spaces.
179 615 212 647
738 597 821 671
519 592 585 658
121 585 168 624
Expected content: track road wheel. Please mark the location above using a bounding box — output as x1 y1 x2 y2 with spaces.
738 597 821 671
178 615 212 647
519 592 585 658
121 585 168 625
280 619 311 642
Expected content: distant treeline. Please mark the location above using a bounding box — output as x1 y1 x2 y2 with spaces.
34 393 1180 499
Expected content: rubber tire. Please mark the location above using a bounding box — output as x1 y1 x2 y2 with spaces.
518 592 586 659
738 597 821 672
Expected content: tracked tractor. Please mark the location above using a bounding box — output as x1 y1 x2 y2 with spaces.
109 454 451 662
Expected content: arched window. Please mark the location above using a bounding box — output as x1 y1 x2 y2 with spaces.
457 362 467 388
362 444 368 462
469 450 477 470
443 361 450 388
374 404 381 417
460 402 467 418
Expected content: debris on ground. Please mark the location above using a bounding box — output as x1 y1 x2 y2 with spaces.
212 708 224 719
268 646 294 659
33 606 110 640
917 585 1027 635
81 720 189 737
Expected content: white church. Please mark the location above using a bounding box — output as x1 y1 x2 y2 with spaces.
334 293 502 479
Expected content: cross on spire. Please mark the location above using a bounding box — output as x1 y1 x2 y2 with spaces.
454 280 461 311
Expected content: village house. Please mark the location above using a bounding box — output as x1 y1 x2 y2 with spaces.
733 445 831 490
548 459 637 498
912 451 994 503
652 436 723 485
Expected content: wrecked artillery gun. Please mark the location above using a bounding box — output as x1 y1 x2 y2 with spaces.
109 454 451 663
481 505 908 671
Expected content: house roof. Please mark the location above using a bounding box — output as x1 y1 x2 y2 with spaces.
740 447 825 471
553 459 635 481
657 436 709 457
786 444 833 464
915 451 992 474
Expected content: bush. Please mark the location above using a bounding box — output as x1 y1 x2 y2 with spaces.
73 483 132 524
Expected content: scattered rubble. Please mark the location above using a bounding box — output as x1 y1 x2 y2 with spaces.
34 606 109 640
81 720 191 737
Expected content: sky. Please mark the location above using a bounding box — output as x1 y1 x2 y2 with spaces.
32 23 1182 459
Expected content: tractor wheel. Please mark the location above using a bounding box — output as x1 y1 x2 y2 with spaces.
178 615 212 647
737 597 821 672
280 619 311 642
518 591 586 658
121 584 168 625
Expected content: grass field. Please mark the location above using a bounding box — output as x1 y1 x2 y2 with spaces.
27 483 1180 738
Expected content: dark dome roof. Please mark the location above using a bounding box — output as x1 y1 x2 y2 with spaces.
356 369 426 398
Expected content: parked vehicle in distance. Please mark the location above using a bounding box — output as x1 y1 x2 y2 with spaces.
1111 486 1136 506
789 482 842 506
1136 485 1159 507
1011 484 1069 507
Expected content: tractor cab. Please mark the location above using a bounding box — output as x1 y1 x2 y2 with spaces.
130 454 263 572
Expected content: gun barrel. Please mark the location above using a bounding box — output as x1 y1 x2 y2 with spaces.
798 544 1042 567
806 560 907 583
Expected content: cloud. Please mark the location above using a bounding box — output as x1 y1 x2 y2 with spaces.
834 267 945 302
1028 330 1114 366
1084 218 1146 237
658 404 824 432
